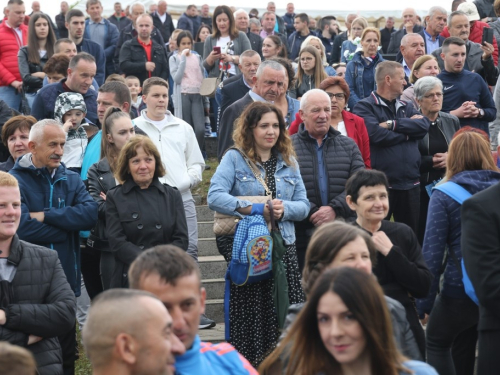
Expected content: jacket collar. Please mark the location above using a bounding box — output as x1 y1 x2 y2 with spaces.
6 235 22 266
370 91 407 112
95 157 111 172
297 123 340 141
121 176 165 194
14 153 67 180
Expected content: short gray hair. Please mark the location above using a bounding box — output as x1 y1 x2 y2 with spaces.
401 33 424 47
413 76 443 101
448 10 467 26
130 2 145 13
428 6 447 18
234 8 247 17
256 60 284 78
261 11 275 22
29 119 63 143
249 18 260 28
300 89 330 111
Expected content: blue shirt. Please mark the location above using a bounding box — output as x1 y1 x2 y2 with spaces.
423 29 440 54
310 133 328 206
402 59 411 78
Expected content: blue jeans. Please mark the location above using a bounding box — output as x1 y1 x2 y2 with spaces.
0 85 21 111
426 294 479 375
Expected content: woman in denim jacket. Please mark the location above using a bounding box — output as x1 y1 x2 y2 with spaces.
208 101 309 366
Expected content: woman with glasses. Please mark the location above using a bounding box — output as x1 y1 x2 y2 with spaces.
289 46 327 100
401 55 440 109
413 77 460 245
288 77 370 168
300 36 336 76
345 27 385 110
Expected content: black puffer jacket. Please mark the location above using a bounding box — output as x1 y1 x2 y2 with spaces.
0 235 76 375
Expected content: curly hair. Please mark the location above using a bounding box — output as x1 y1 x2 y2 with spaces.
232 102 296 166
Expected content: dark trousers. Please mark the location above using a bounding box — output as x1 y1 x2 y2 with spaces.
477 329 500 373
426 294 479 375
417 185 430 245
81 245 103 300
386 186 420 234
58 322 77 375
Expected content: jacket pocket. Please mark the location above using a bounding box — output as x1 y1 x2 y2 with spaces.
279 176 298 199
234 170 257 196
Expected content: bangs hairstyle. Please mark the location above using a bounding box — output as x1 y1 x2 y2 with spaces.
142 77 169 96
114 135 166 183
259 267 407 375
319 76 350 103
28 13 56 65
195 24 212 42
232 102 296 166
297 46 328 90
212 5 239 39
2 115 36 148
0 171 19 188
345 169 389 204
410 55 439 84
301 35 327 65
446 129 498 179
302 221 377 295
100 107 132 171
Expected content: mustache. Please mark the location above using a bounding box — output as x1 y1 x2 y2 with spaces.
49 155 61 160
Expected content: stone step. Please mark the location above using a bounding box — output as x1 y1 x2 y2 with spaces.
198 221 216 239
198 255 227 280
202 278 225 300
196 205 215 222
204 298 224 323
198 237 219 257
198 322 225 343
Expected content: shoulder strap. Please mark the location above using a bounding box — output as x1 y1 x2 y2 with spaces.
433 181 472 204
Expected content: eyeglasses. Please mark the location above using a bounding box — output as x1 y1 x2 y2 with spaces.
326 92 346 100
300 57 314 62
423 92 443 99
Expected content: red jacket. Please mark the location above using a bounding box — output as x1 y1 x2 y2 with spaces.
289 110 371 168
0 21 28 86
440 21 498 66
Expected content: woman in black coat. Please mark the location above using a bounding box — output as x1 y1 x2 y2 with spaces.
105 135 188 288
87 107 136 291
0 171 76 375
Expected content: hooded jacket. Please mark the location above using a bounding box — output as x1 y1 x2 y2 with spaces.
417 170 500 316
0 235 76 375
9 155 98 295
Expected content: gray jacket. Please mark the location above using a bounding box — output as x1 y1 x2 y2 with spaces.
202 32 251 78
282 296 422 361
432 40 499 86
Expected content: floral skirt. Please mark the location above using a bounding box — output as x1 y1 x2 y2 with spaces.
217 237 305 367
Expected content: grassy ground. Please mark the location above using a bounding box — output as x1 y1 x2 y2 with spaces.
75 326 92 375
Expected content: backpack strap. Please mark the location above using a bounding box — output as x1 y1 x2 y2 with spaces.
433 181 472 204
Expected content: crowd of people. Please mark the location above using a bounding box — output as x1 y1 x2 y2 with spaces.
1 0 500 374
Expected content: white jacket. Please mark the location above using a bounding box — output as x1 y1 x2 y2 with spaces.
133 110 205 195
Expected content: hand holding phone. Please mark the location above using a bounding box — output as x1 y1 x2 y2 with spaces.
213 46 221 54
482 28 493 46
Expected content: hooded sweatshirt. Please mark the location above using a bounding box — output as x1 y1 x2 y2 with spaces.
417 170 500 316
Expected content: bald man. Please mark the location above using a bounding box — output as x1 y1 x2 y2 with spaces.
82 289 185 375
388 8 423 54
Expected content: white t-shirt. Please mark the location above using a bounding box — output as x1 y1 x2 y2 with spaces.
217 36 236 76
337 121 347 136
144 112 169 131
159 12 167 23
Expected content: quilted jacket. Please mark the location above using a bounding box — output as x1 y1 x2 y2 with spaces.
0 21 28 86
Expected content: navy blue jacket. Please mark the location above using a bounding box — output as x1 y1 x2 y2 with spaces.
282 13 296 36
84 18 119 77
76 38 106 86
9 155 98 296
353 92 430 190
439 69 496 133
288 30 316 60
31 79 98 124
177 13 201 37
417 170 500 316
345 51 384 109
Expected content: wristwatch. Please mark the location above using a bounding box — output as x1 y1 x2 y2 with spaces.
386 120 394 130
478 108 485 118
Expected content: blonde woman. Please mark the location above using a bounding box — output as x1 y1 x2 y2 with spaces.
301 35 336 76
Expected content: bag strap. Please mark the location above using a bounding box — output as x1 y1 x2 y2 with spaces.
267 200 278 232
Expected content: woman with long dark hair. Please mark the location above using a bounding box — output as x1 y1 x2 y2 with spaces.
18 12 56 107
289 46 327 99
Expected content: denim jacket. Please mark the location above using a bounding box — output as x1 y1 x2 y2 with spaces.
345 51 384 109
207 149 309 245
286 95 300 128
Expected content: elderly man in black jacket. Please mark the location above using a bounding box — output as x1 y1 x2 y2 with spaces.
291 89 364 271
119 14 169 85
353 61 430 235
0 171 76 375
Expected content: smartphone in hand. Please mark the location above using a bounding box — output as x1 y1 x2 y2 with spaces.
482 28 493 45
213 46 221 54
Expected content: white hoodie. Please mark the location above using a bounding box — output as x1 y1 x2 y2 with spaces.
133 110 205 198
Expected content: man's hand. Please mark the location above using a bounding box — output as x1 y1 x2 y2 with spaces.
10 80 22 92
28 335 43 345
372 231 393 256
29 212 45 222
451 101 477 118
0 309 6 325
420 313 429 326
404 19 415 33
379 121 389 129
32 72 46 79
411 114 423 119
310 206 336 227
481 41 494 60
433 152 447 169
145 62 156 72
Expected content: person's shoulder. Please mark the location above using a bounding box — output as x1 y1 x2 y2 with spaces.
401 360 438 375
199 341 257 372
19 239 59 260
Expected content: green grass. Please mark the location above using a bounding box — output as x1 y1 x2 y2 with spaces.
193 157 218 205
75 326 92 375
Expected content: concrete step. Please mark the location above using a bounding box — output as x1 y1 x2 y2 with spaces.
198 221 215 239
205 298 224 323
196 205 215 222
199 255 227 280
198 322 225 343
198 237 219 257
202 278 225 300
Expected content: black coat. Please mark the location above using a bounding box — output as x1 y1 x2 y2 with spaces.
220 75 251 120
331 30 347 64
246 30 264 58
387 25 423 54
462 182 500 331
0 235 76 375
151 11 176 44
380 27 394 54
106 178 188 288
119 37 169 85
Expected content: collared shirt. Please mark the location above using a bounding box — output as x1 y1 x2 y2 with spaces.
402 59 411 78
309 132 328 206
249 90 268 103
260 29 275 39
88 18 106 46
243 77 252 89
138 38 153 78
423 29 440 54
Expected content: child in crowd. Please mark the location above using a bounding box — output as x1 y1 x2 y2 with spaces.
170 31 206 150
54 92 89 173
126 75 144 118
